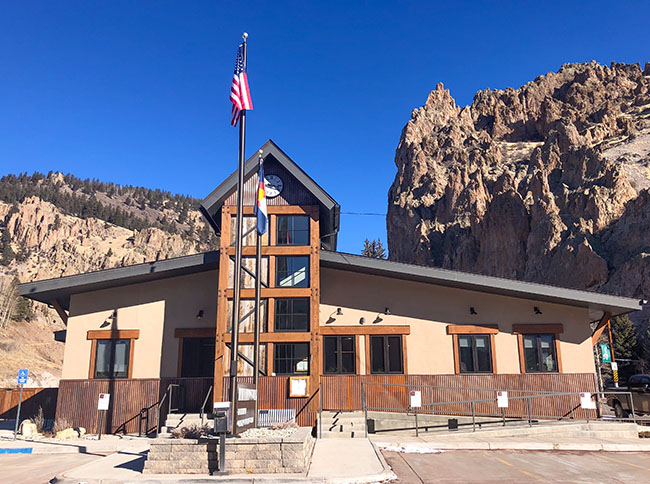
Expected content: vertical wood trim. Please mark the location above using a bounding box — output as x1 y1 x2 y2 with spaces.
517 334 526 374
490 335 497 374
555 337 563 373
270 214 277 245
214 205 232 400
452 335 460 374
355 335 360 375
128 340 135 379
268 298 275 333
308 207 321 404
89 340 97 379
365 335 371 376
269 256 276 289
267 343 274 375
402 335 408 375
177 338 184 377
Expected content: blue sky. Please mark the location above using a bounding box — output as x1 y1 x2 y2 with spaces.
1 1 648 254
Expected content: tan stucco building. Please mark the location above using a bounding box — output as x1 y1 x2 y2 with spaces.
20 140 641 433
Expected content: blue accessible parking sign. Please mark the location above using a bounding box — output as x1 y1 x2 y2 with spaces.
17 369 28 385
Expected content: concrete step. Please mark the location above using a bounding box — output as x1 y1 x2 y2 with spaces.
320 430 367 439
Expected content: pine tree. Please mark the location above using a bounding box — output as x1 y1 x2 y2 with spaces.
361 238 387 259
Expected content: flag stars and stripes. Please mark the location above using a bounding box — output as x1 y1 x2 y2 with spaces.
230 43 253 126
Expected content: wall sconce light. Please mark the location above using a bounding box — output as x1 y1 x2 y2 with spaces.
326 308 343 324
384 307 391 315
196 310 204 319
470 307 477 315
534 307 542 315
100 310 117 328
373 307 391 324
640 299 649 306
359 317 366 325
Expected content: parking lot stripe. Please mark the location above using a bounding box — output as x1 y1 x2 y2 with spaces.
483 451 541 479
598 454 650 472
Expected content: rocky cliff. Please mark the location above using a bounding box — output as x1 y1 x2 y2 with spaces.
388 62 650 303
0 172 217 386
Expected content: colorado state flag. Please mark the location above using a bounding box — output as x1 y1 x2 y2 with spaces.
255 161 268 235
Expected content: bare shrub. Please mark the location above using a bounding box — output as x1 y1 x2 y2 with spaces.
0 341 16 352
270 420 298 430
31 407 45 433
171 424 211 439
53 417 73 434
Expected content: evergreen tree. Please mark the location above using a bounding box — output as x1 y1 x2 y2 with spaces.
361 238 387 259
610 315 640 380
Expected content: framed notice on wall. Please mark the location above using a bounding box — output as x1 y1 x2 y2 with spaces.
289 376 309 398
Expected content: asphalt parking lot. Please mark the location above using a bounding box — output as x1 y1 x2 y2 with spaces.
0 453 100 484
382 450 650 483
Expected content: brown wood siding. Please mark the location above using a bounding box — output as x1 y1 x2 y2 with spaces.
224 158 317 207
321 373 598 419
0 387 58 419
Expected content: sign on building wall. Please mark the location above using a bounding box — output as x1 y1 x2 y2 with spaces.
600 344 612 363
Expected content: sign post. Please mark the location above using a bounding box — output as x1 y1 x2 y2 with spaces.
409 391 421 437
497 391 509 426
97 393 110 440
13 369 28 440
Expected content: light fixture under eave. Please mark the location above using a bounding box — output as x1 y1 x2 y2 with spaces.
384 307 391 315
336 308 343 316
196 310 204 319
640 299 649 306
359 317 366 325
534 307 542 315
326 308 344 324
470 307 477 315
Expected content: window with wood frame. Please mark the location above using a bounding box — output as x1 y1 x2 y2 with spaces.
369 335 403 374
513 324 563 373
447 325 498 374
276 215 309 246
273 342 309 375
87 329 139 379
323 335 356 374
275 256 309 288
274 298 309 332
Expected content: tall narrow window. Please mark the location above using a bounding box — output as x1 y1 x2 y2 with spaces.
275 298 309 332
276 256 309 288
458 335 492 373
94 339 130 378
181 337 216 377
273 343 309 375
370 335 403 374
523 334 557 372
276 215 309 245
324 336 356 374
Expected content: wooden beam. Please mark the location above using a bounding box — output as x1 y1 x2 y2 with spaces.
512 323 564 334
50 299 68 326
446 324 499 335
175 328 217 338
223 332 311 344
320 325 411 335
227 288 311 299
226 246 311 256
591 312 612 346
87 329 140 340
228 205 316 215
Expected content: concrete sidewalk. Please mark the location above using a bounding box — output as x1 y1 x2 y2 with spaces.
0 433 148 455
51 438 394 484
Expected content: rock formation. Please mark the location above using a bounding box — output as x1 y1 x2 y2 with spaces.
388 62 650 304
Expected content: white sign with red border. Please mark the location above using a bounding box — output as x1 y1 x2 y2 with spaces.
410 390 422 408
98 393 110 411
497 391 509 408
580 392 596 409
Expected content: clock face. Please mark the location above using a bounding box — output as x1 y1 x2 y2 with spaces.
264 174 284 198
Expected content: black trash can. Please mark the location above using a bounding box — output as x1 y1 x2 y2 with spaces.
448 418 458 430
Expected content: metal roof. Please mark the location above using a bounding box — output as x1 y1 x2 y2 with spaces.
319 251 641 316
199 139 340 250
18 251 219 311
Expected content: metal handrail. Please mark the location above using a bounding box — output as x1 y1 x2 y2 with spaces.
156 383 181 438
200 385 213 424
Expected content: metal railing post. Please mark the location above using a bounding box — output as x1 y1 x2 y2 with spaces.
471 401 476 432
501 407 505 426
570 394 575 420
629 392 637 425
527 397 532 427
319 382 323 439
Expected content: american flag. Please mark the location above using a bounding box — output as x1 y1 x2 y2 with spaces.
230 43 252 126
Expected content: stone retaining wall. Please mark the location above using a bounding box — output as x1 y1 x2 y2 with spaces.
143 427 315 475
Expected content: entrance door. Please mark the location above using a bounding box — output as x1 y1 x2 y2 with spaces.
181 337 215 377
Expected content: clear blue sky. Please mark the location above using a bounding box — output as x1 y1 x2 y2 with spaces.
1 1 648 254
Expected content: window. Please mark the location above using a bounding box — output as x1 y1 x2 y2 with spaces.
275 298 309 332
180 337 215 378
458 335 492 373
274 343 309 375
94 339 130 378
324 336 356 374
276 256 309 288
277 215 309 245
370 335 403 374
523 334 557 372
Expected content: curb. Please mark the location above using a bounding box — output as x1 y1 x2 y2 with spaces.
374 440 650 452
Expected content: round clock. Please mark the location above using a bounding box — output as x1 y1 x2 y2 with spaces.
264 174 284 198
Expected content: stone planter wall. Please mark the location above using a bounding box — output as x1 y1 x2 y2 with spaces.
143 427 315 475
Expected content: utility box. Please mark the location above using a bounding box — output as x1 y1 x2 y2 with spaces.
367 418 376 434
214 411 228 434
448 418 458 430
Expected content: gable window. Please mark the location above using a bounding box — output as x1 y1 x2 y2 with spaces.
523 334 558 373
458 335 492 373
94 339 131 378
276 215 309 246
276 256 309 288
370 335 403 374
275 298 309 332
323 336 356 374
274 343 309 375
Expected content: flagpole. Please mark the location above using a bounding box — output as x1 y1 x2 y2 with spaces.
253 151 263 428
229 31 248 436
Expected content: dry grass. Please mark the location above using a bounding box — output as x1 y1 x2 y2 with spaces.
53 417 73 434
30 406 45 432
171 423 211 439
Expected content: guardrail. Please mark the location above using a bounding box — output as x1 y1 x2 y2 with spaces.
360 381 638 436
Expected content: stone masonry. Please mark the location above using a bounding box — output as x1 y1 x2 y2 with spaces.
143 427 315 475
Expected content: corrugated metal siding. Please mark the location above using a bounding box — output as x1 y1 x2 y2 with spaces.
160 377 213 413
0 387 58 419
224 159 317 206
322 373 598 419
